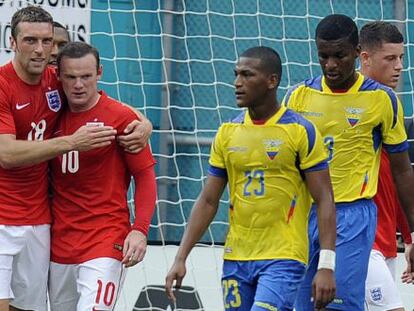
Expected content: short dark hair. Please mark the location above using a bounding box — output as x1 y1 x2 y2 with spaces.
360 21 404 51
53 21 70 42
11 6 53 39
315 14 359 47
240 46 282 82
57 42 100 72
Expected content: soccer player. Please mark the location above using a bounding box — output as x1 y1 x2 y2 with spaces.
49 21 70 66
0 6 151 311
283 14 414 311
48 41 157 310
360 21 413 310
165 46 336 310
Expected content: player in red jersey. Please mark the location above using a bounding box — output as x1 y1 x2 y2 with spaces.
49 21 70 67
0 7 152 311
360 21 414 311
48 41 157 311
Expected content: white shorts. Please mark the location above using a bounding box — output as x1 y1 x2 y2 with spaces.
365 249 403 311
49 257 126 311
0 224 50 311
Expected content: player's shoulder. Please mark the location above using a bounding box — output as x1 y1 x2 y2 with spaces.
228 110 246 124
0 62 13 86
284 75 323 104
359 75 398 102
278 108 316 131
100 92 138 120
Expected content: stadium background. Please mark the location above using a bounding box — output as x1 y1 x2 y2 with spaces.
1 0 414 310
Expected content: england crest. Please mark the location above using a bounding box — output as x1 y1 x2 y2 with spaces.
45 90 62 112
369 287 383 303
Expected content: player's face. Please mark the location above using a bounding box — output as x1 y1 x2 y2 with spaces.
10 22 53 82
360 42 404 89
234 57 272 108
316 37 360 90
49 28 70 67
58 53 102 112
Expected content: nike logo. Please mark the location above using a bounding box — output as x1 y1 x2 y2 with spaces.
16 103 31 110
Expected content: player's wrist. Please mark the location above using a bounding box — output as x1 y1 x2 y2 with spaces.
317 249 335 271
410 232 414 244
55 135 76 153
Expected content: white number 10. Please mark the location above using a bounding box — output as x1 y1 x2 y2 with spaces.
61 151 79 173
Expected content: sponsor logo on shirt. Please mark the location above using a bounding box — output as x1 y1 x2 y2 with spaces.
86 121 105 127
227 146 247 152
300 111 324 118
345 107 364 127
15 102 31 110
263 139 283 160
46 90 62 112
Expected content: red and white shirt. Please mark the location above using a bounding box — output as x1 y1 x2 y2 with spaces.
50 92 156 264
0 62 63 225
373 149 412 258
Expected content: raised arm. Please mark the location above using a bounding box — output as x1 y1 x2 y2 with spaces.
305 168 336 309
165 174 227 301
0 125 116 169
388 151 414 274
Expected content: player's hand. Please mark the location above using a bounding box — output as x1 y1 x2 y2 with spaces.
121 230 147 268
70 125 116 151
402 243 414 284
165 259 186 302
312 269 336 310
117 119 152 153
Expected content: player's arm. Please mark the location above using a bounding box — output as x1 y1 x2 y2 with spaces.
165 174 227 302
381 91 414 273
305 168 336 309
122 164 157 268
395 203 414 283
0 125 116 169
397 198 414 283
388 151 414 274
117 104 153 153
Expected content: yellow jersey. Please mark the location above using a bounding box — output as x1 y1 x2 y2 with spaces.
208 105 328 263
283 72 408 203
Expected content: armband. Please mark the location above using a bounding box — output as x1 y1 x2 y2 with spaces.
317 249 335 271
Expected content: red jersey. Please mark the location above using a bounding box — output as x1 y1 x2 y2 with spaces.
0 62 63 225
50 92 156 264
373 149 412 258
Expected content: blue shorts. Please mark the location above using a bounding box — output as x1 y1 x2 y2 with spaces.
222 259 306 311
295 199 377 311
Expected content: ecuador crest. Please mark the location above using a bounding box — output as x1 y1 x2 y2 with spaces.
345 107 364 127
263 139 283 160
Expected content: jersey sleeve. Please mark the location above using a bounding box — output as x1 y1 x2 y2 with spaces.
208 125 227 178
297 120 328 172
0 77 16 135
118 106 156 174
281 84 304 113
381 91 408 153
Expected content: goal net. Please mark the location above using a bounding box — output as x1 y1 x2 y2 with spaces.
1 0 413 310
111 1 413 309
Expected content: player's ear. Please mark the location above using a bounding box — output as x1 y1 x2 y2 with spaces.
268 73 279 90
10 36 16 52
359 51 369 67
355 44 361 58
97 65 103 80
